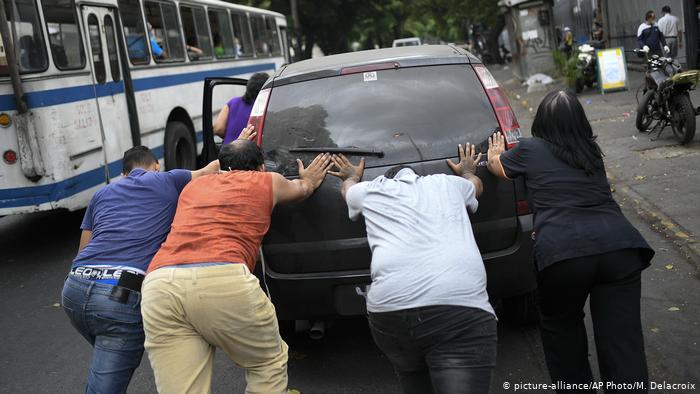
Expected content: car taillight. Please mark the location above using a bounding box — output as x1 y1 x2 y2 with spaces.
516 200 531 215
3 150 17 164
248 88 271 146
472 64 521 149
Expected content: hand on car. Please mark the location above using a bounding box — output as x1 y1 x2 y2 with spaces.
329 154 365 182
298 153 333 189
488 132 507 157
237 124 257 141
446 143 481 177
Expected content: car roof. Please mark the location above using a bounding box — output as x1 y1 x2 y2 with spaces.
270 45 480 87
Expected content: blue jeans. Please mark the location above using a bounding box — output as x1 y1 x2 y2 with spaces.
368 305 497 394
61 275 145 394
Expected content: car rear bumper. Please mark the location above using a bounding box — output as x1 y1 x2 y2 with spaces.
259 214 536 320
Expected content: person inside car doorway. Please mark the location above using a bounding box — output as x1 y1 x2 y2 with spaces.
141 138 333 393
329 148 497 394
61 146 220 394
638 10 669 57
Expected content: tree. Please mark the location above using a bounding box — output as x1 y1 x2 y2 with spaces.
239 0 504 59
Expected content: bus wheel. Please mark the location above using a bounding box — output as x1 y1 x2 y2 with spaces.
164 121 196 170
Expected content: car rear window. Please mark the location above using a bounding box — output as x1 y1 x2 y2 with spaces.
262 64 498 176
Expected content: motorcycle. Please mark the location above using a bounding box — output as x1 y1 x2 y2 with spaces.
575 40 604 93
634 48 700 144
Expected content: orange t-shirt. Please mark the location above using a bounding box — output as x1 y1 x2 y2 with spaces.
148 171 273 273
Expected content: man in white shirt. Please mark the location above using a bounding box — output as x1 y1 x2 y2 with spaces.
329 144 497 394
657 5 683 58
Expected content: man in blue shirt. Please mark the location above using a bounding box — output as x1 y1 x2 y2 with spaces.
61 145 219 393
148 22 164 59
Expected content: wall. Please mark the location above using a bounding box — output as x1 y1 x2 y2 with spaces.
605 0 687 65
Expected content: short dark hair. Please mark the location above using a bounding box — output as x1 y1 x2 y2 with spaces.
662 5 671 13
531 90 604 175
384 165 416 179
219 140 264 171
122 146 157 174
242 73 270 105
645 10 655 21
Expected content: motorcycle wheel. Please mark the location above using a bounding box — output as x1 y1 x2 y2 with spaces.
575 78 584 94
636 90 655 132
670 94 696 144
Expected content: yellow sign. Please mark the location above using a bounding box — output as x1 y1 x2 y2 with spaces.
596 47 629 93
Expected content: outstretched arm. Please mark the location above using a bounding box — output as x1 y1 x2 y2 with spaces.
486 132 510 180
446 143 484 197
328 154 366 200
272 153 333 206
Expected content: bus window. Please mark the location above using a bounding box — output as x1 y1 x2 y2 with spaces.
208 9 235 59
144 1 185 61
87 14 105 84
264 17 281 56
179 5 212 60
117 0 149 64
41 0 85 71
104 14 120 82
2 0 48 74
230 12 252 58
250 14 269 56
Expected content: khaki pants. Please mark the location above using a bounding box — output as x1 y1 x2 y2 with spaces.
141 264 288 394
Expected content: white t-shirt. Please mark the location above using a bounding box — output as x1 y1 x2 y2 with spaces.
658 13 681 37
346 168 495 315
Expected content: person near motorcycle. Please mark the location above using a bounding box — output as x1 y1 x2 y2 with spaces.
561 27 574 59
637 10 669 57
657 5 683 59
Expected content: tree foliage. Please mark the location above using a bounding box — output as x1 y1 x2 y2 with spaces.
239 0 501 59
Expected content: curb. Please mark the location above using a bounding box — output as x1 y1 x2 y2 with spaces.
607 172 700 273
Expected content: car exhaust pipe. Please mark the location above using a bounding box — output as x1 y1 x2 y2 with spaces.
309 321 325 340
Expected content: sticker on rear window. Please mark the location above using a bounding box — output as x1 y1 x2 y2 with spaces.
363 72 378 82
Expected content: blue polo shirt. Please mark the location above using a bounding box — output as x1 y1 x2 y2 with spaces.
71 168 191 283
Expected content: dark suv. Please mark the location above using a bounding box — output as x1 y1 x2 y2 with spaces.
203 45 536 323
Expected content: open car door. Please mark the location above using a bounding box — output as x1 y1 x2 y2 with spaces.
200 77 249 166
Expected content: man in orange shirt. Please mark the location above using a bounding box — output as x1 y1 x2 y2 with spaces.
141 140 332 394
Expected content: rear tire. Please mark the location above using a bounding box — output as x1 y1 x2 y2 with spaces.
636 90 655 132
575 78 584 94
670 94 696 145
164 121 197 170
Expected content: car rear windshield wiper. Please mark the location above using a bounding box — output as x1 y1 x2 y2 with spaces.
288 147 384 158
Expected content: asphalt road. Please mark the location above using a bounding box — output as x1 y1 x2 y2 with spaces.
2 67 699 393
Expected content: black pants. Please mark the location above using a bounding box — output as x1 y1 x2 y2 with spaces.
368 305 497 394
538 248 648 393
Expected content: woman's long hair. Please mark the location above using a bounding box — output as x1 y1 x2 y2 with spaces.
242 72 270 104
531 90 604 175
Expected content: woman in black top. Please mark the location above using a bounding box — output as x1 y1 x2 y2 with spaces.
484 90 653 392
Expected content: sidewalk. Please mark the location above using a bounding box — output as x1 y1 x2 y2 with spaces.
490 65 700 267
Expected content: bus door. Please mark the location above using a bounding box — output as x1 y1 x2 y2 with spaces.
81 6 132 180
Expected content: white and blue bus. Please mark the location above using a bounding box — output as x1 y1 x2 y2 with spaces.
0 0 289 216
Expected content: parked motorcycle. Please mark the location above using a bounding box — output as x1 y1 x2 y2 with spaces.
634 48 699 144
575 40 604 93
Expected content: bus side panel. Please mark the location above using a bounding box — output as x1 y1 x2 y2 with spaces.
0 75 109 215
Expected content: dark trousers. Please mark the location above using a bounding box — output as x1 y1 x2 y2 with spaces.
537 248 648 393
368 305 497 394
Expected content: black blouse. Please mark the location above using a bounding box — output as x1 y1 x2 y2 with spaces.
499 137 654 271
